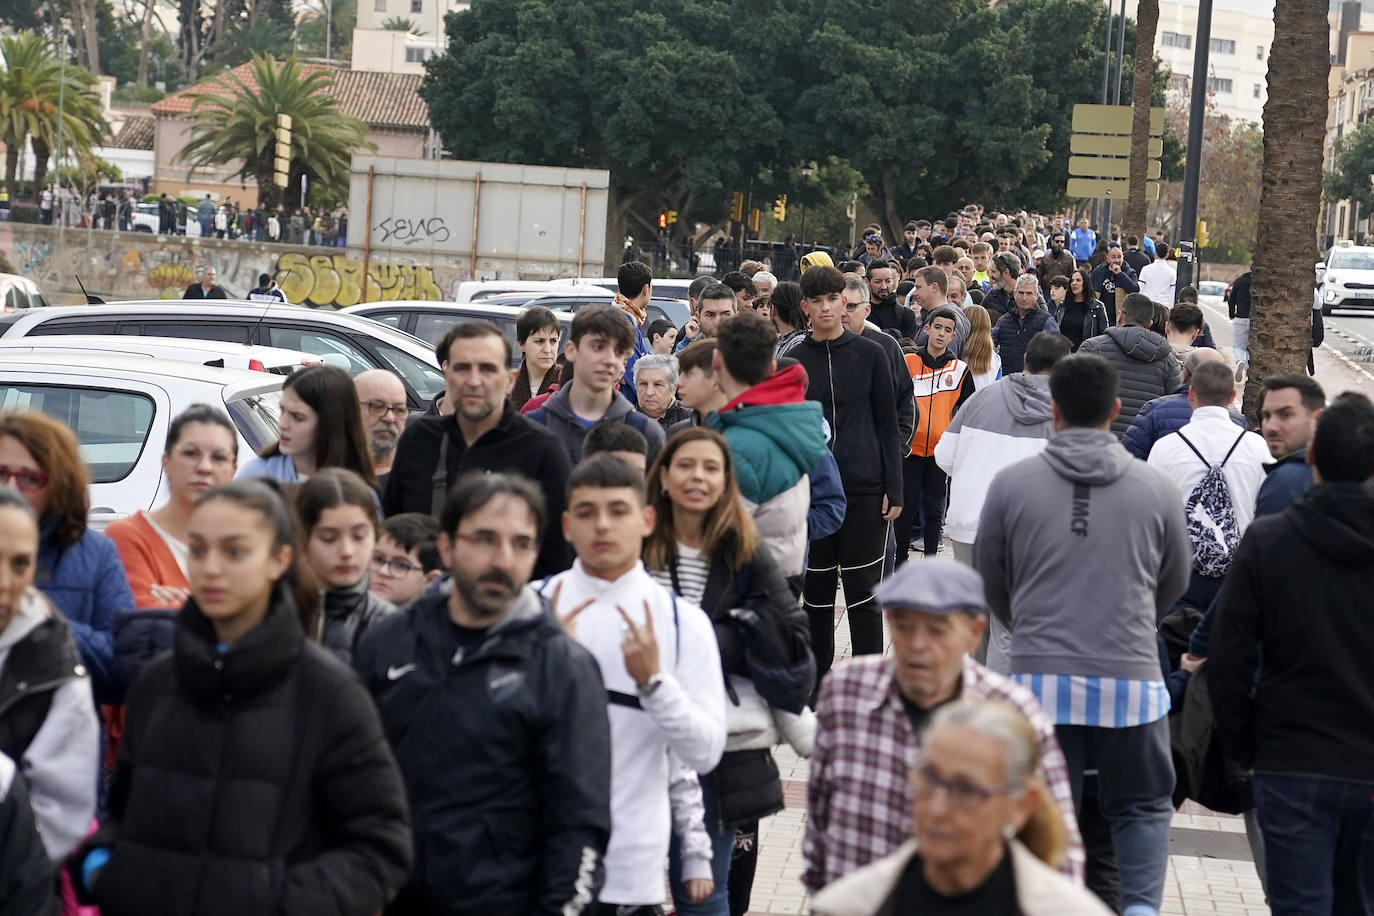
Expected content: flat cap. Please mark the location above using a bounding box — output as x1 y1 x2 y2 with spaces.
873 558 987 616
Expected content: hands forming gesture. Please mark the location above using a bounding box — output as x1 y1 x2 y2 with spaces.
549 584 661 688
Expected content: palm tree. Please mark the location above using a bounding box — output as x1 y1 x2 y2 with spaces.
213 15 292 69
380 16 424 34
0 31 108 198
1243 0 1329 418
175 54 374 210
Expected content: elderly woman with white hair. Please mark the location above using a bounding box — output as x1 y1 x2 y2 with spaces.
751 270 777 298
633 353 694 430
811 699 1112 916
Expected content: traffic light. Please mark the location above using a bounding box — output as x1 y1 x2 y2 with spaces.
773 194 787 222
658 209 668 230
1197 219 1209 248
666 210 678 225
729 192 744 221
748 208 761 233
274 113 292 188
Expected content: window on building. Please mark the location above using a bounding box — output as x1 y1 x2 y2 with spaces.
1253 83 1262 99
1162 31 1192 49
1210 38 1236 54
374 0 385 10
1207 77 1234 94
410 0 422 12
1168 74 1190 91
1257 45 1265 60
405 46 429 62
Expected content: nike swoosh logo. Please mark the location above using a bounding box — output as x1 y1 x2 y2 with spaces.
386 664 416 681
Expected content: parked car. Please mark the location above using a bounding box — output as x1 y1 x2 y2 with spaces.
0 274 49 311
0 336 324 375
344 302 573 368
1197 280 1228 309
0 300 444 408
537 295 691 329
570 277 697 300
451 279 592 303
0 354 282 528
1317 244 1374 315
131 201 186 234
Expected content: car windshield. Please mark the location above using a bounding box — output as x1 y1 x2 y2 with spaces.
1327 250 1374 270
225 388 281 454
1198 282 1226 296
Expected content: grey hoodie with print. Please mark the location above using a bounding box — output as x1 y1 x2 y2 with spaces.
973 426 1191 681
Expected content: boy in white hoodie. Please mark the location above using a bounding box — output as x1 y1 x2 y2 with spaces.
543 454 727 913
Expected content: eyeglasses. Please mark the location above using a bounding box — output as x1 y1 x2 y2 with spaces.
0 465 47 493
364 401 409 419
842 302 866 312
453 530 538 556
371 554 422 576
173 446 234 466
911 763 1017 811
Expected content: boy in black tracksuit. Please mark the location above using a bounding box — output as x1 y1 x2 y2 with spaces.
794 265 904 685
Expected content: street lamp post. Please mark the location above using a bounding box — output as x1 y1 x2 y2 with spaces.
799 161 815 250
1175 0 1214 295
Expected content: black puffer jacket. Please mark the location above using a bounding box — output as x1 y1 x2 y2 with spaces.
71 586 413 916
353 584 611 916
320 578 395 665
1077 325 1182 437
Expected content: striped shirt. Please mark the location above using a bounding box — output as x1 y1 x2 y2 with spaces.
1011 674 1170 728
649 543 710 607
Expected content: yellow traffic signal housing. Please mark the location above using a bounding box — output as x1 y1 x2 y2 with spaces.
729 192 744 221
1197 220 1209 248
773 194 787 222
667 210 678 225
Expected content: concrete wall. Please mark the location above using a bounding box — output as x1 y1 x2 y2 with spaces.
0 221 470 307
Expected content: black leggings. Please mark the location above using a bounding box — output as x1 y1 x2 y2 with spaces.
805 492 888 682
893 455 947 562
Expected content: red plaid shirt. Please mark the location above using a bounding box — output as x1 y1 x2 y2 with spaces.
802 655 1085 891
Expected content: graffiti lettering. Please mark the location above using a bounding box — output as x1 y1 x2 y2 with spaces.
276 251 442 308
147 264 196 291
373 216 451 246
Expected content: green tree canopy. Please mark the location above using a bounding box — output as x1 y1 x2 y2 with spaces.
175 54 374 209
1323 118 1374 217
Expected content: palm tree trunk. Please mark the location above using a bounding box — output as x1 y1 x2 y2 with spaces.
30 135 50 202
4 146 19 194
1242 0 1330 419
1125 0 1159 244
136 0 156 87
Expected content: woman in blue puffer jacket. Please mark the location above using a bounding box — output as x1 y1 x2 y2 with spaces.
0 411 134 703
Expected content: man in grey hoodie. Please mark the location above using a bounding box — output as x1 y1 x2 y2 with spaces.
934 330 1071 671
973 354 1191 916
1078 293 1182 437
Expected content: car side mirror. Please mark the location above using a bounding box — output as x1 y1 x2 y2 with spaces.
1316 262 1326 272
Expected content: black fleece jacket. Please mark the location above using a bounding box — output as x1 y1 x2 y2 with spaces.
793 330 904 504
868 293 919 341
1210 483 1374 782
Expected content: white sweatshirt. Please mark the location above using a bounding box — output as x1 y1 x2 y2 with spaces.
541 560 726 906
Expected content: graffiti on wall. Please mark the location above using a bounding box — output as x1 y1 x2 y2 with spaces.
15 239 53 277
146 263 197 295
275 252 443 308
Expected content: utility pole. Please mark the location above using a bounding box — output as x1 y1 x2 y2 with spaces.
1175 0 1213 296
1103 0 1128 238
1096 2 1114 230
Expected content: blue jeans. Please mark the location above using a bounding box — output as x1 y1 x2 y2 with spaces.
1056 717 1175 914
668 773 733 916
1254 772 1374 915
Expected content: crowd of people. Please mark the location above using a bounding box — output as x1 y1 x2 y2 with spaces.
0 205 1368 916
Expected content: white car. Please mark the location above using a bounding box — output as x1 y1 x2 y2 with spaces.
0 300 444 409
0 336 325 375
451 279 592 303
0 355 283 527
0 274 49 311
1196 280 1227 308
1318 245 1374 315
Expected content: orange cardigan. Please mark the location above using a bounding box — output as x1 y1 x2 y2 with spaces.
104 510 188 608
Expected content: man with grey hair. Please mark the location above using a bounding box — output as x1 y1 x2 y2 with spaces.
674 283 737 352
752 270 777 298
990 274 1060 374
633 353 693 430
354 369 408 486
1122 348 1247 460
842 274 915 447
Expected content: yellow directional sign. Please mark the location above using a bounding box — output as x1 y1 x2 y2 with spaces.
1066 178 1161 201
1071 104 1165 135
1069 156 1162 180
1070 135 1165 157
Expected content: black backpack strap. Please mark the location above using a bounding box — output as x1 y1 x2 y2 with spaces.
606 690 643 710
429 430 450 517
1217 431 1248 470
1175 431 1212 469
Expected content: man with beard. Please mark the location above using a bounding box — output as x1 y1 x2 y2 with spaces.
1038 230 1076 298
356 472 613 915
383 321 573 577
865 260 919 340
354 370 408 489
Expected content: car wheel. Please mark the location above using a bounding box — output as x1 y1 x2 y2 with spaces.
1322 303 1333 316
134 225 152 233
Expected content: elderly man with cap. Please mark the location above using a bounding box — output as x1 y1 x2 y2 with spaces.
802 559 1083 895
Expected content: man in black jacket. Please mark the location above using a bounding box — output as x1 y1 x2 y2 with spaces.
383 321 572 577
357 472 612 916
865 260 919 340
1210 393 1374 916
794 265 903 682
